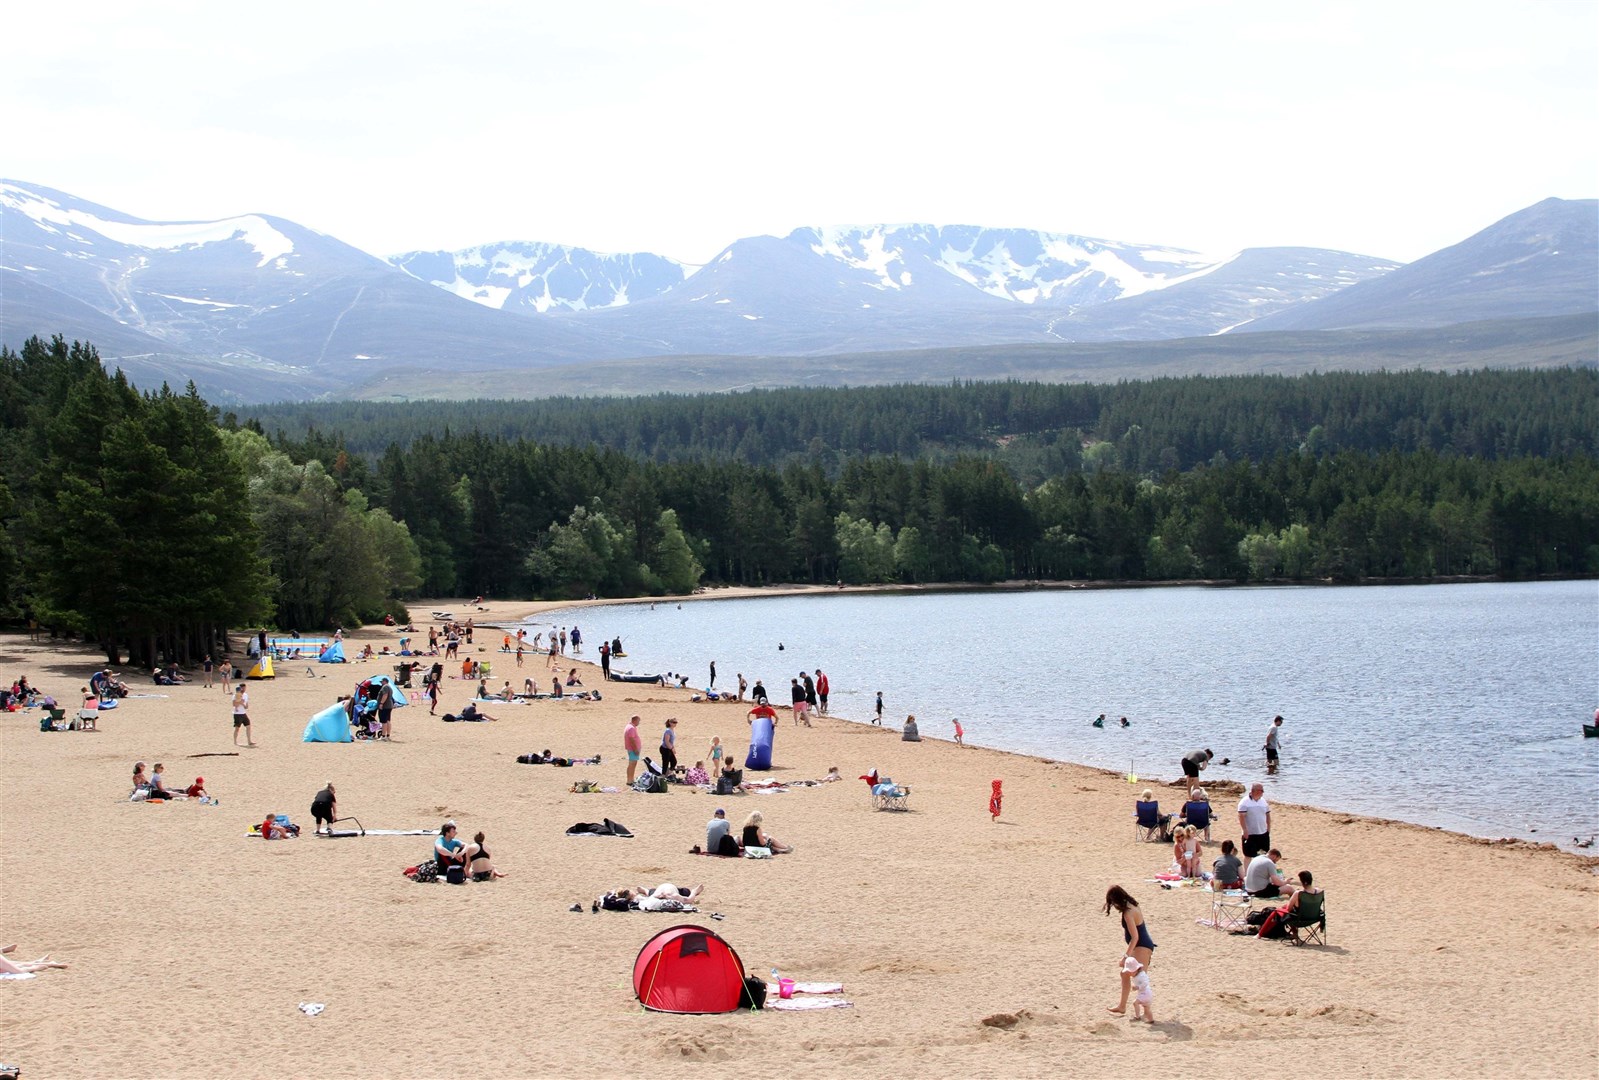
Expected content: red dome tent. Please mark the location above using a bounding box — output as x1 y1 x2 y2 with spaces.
632 924 746 1014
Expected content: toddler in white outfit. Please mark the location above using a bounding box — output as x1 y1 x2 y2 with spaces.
1121 956 1154 1022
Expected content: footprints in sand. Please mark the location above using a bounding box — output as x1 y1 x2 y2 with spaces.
1214 991 1386 1027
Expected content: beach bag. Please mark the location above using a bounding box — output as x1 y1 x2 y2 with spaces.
1246 908 1270 926
445 865 465 885
740 975 768 1010
743 846 772 859
413 860 440 883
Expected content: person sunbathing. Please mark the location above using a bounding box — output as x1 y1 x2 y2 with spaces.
463 830 508 881
599 883 703 911
0 944 68 975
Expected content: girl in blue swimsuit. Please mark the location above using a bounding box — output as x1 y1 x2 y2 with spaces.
1105 885 1155 1016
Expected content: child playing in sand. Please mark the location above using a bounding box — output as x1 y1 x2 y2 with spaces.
1121 956 1154 1022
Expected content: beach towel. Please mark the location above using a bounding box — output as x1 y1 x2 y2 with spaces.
0 973 37 981
791 982 845 994
769 997 853 1011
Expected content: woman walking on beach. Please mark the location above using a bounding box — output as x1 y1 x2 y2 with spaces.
1105 885 1155 1016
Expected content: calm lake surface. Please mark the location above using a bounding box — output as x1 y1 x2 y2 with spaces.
535 581 1599 849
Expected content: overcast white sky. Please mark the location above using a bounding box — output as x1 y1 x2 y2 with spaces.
5 1 1595 264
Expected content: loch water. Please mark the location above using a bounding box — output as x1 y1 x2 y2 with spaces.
535 580 1599 850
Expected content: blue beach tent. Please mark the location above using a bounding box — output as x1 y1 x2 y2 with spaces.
302 702 354 743
319 641 347 663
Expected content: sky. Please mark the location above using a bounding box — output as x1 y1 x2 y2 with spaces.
5 0 1596 265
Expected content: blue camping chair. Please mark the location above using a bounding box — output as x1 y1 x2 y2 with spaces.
1180 798 1213 840
1135 800 1172 842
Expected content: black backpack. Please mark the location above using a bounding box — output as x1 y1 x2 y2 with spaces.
740 975 768 1010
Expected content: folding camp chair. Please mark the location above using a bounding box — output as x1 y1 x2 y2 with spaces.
870 781 910 811
1285 890 1327 945
1134 802 1170 842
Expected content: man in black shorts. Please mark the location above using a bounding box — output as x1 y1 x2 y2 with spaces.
1180 748 1213 791
1237 782 1272 866
311 783 338 835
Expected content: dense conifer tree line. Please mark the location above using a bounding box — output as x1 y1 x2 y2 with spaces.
242 368 1598 478
3 337 1593 635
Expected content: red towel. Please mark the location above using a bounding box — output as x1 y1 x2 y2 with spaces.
989 779 1002 819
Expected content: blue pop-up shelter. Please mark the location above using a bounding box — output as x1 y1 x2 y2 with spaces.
745 707 776 770
319 641 347 663
302 702 353 743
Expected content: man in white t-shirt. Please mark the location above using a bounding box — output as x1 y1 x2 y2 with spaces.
1244 847 1290 898
1238 783 1272 868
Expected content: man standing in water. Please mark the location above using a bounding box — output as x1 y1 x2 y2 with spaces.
1264 716 1284 774
599 640 611 680
814 669 829 715
709 660 717 690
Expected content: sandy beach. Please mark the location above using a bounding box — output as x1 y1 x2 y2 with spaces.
2 595 1595 1079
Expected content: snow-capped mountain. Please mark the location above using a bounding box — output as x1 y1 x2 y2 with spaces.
0 180 664 398
1238 197 1598 333
3 178 1591 403
390 242 693 314
397 224 1398 354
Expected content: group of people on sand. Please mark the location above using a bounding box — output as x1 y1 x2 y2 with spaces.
131 761 209 802
431 821 508 882
699 807 792 856
1108 718 1324 1024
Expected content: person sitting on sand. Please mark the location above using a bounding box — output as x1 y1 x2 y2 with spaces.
1174 825 1202 878
434 822 467 871
131 761 152 799
148 762 176 800
1244 847 1291 899
458 702 497 722
902 714 920 741
0 943 69 976
550 676 563 699
565 668 583 687
741 810 792 854
1211 840 1244 890
705 807 740 856
463 831 508 881
185 776 209 799
1135 789 1173 841
683 760 710 786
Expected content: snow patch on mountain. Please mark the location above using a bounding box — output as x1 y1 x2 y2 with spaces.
0 182 293 267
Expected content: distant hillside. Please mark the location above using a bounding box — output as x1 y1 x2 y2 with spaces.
339 313 1598 401
1240 198 1598 332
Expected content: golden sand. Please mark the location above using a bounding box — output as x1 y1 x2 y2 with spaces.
1 595 1595 1078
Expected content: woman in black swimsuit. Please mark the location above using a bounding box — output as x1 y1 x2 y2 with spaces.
463 831 507 881
1105 885 1155 1016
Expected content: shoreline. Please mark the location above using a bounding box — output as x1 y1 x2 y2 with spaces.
439 591 1599 859
3 617 1596 1077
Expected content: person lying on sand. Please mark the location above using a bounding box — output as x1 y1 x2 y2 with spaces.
0 944 68 975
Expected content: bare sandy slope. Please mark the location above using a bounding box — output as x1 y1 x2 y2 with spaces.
1 599 1594 1079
